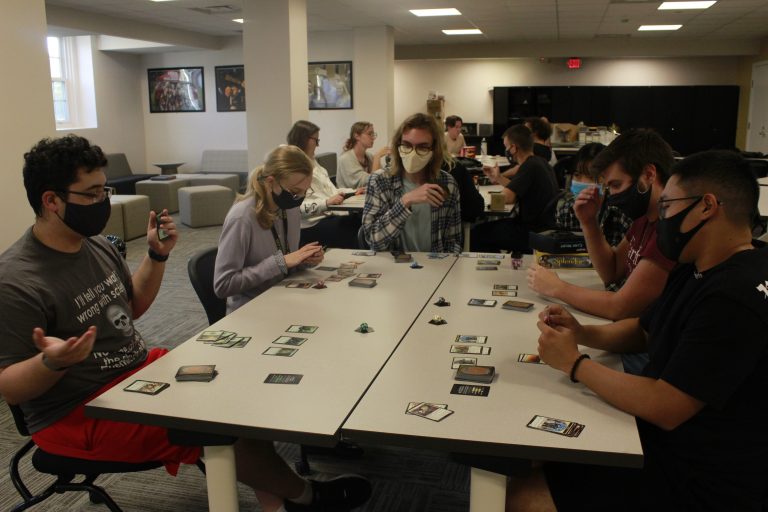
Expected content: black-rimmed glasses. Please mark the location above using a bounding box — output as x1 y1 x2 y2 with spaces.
56 186 114 204
657 195 703 219
398 142 433 157
277 181 313 200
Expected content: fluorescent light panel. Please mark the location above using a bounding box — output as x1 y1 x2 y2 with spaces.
638 24 682 31
442 29 482 35
233 18 244 23
410 8 461 17
658 1 716 10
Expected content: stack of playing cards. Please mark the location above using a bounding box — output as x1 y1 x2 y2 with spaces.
502 300 534 311
196 330 251 348
527 415 585 437
349 277 377 288
175 365 217 382
405 402 454 422
326 262 360 281
455 364 495 384
492 284 518 297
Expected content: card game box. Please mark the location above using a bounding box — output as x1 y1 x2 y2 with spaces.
349 277 377 288
529 230 588 254
455 364 495 384
533 250 593 270
175 365 217 382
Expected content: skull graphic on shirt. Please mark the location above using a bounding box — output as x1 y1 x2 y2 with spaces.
106 304 133 337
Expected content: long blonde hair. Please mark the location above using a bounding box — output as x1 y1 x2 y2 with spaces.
240 145 313 229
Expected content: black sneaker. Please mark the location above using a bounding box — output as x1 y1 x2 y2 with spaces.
284 474 372 511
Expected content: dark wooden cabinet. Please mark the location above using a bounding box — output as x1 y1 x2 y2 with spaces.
491 85 739 156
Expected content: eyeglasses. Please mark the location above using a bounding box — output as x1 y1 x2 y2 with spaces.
398 142 433 157
56 186 114 204
657 195 702 219
365 131 377 138
309 136 320 145
277 181 313 200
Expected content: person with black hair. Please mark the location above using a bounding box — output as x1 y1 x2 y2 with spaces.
508 150 768 512
527 129 676 324
556 142 632 248
470 124 559 253
525 116 557 166
0 135 371 512
444 115 466 156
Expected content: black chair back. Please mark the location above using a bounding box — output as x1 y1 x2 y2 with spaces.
747 159 768 178
9 403 30 436
188 247 226 325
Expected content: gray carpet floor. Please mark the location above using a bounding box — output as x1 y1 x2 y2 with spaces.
0 216 471 511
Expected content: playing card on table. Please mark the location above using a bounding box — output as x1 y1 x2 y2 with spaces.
451 357 477 369
518 353 546 364
264 373 303 384
406 402 454 421
450 345 491 355
196 330 223 342
493 284 519 291
492 290 518 297
273 336 307 346
262 347 298 357
527 415 585 437
454 335 487 344
450 384 490 397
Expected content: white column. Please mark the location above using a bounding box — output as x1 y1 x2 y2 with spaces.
242 0 309 169
353 26 395 143
0 0 56 251
203 444 239 512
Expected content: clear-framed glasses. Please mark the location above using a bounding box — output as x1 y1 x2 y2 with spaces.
398 142 433 157
277 181 312 200
657 195 702 219
57 186 114 204
309 136 320 145
366 131 377 138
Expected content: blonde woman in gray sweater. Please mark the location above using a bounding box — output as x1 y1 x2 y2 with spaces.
214 145 325 313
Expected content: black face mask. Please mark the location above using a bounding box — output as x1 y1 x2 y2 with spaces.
606 181 652 220
505 148 516 166
59 197 111 237
272 189 304 210
656 196 707 262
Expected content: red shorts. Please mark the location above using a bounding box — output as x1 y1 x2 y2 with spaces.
32 348 202 476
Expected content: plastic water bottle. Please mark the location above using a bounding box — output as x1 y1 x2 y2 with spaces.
480 138 487 157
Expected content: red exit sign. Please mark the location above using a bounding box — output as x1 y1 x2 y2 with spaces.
567 57 582 69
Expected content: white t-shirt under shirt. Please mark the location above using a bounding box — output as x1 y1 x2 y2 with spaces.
445 132 466 156
399 178 431 252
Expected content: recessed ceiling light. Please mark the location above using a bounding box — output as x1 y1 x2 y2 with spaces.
442 29 482 35
658 1 716 10
150 0 175 2
638 24 682 31
410 8 461 17
232 18 244 23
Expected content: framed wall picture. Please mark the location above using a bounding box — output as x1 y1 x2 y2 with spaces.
308 61 353 110
147 67 205 113
215 65 246 112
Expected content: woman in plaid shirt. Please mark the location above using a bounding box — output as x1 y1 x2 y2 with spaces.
361 113 462 253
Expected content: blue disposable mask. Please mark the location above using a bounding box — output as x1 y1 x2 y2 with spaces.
570 180 598 198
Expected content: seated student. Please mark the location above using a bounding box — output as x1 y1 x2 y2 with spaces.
336 121 390 189
470 125 559 253
556 142 632 248
214 145 325 314
527 129 676 321
525 116 557 167
444 115 466 156
286 120 363 249
0 135 371 512
362 112 462 253
509 150 768 512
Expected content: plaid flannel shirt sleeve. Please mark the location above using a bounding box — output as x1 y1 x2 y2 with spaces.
435 173 462 253
600 206 633 247
555 194 582 231
362 173 410 251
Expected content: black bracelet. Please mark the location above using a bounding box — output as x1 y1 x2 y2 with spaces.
148 248 169 262
569 354 591 383
42 354 69 372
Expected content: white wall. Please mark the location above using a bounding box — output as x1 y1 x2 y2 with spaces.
0 0 56 251
141 38 247 172
395 56 743 128
70 40 147 172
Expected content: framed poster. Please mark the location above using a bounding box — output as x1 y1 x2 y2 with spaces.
215 65 246 112
308 61 353 110
147 67 205 113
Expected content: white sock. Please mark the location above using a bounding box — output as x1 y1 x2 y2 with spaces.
292 480 313 505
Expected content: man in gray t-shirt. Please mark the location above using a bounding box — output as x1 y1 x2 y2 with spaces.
0 135 372 511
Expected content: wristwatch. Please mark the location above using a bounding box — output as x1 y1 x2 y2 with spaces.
42 354 69 372
148 248 169 262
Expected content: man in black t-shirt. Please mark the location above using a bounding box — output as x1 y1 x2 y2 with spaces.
470 124 558 252
505 150 768 511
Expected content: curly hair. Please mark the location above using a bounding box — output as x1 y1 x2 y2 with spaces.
23 134 107 216
343 121 372 152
